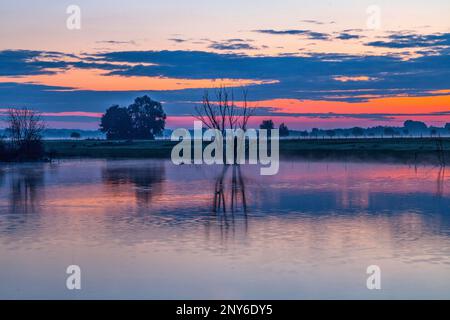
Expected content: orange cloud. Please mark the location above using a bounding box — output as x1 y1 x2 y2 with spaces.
333 76 376 82
0 68 277 91
254 94 450 115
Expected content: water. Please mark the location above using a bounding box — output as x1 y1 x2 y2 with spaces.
0 159 449 299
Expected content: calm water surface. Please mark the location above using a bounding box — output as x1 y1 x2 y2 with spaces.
0 159 449 299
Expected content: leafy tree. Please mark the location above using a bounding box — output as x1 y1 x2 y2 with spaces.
325 129 336 139
404 120 427 131
384 127 395 138
352 127 364 137
127 95 166 140
70 132 81 139
279 123 290 137
259 120 274 130
100 105 133 140
311 128 319 139
430 128 437 137
100 96 166 140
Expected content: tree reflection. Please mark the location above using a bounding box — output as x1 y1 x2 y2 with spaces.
101 161 165 205
9 166 45 214
208 164 249 239
436 166 446 197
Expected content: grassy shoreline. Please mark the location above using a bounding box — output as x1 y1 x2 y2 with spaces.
43 138 450 164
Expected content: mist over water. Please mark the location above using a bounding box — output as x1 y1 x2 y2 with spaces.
0 159 449 299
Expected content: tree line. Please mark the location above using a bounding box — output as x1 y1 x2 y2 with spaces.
287 120 450 139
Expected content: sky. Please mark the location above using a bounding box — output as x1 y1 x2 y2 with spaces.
0 0 449 129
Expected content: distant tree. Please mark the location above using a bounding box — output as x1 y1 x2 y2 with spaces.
404 120 427 132
127 95 166 140
352 127 364 138
100 105 133 140
279 123 290 137
7 108 45 159
325 129 336 139
260 120 275 130
300 130 309 139
403 129 409 137
384 127 395 138
430 128 437 137
445 123 450 131
70 132 81 139
311 128 319 139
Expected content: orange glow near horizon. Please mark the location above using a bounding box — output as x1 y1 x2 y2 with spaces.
166 115 450 130
253 94 450 115
0 68 277 91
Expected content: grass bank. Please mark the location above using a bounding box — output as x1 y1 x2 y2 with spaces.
44 138 450 164
279 138 450 164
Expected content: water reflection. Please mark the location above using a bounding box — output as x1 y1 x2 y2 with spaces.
204 164 249 244
213 165 247 217
437 166 446 197
101 161 165 206
0 159 450 299
10 167 45 214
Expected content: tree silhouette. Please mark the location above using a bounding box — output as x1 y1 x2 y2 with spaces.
351 127 364 138
279 123 290 137
325 129 336 139
128 95 166 140
430 128 437 137
260 119 274 130
194 86 254 133
7 108 45 159
384 127 395 138
404 120 427 131
100 105 133 140
403 129 409 137
70 132 81 139
100 96 166 140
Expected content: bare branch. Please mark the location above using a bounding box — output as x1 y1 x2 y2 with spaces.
192 86 254 132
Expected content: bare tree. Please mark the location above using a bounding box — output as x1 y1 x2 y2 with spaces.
7 108 45 158
194 86 255 133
